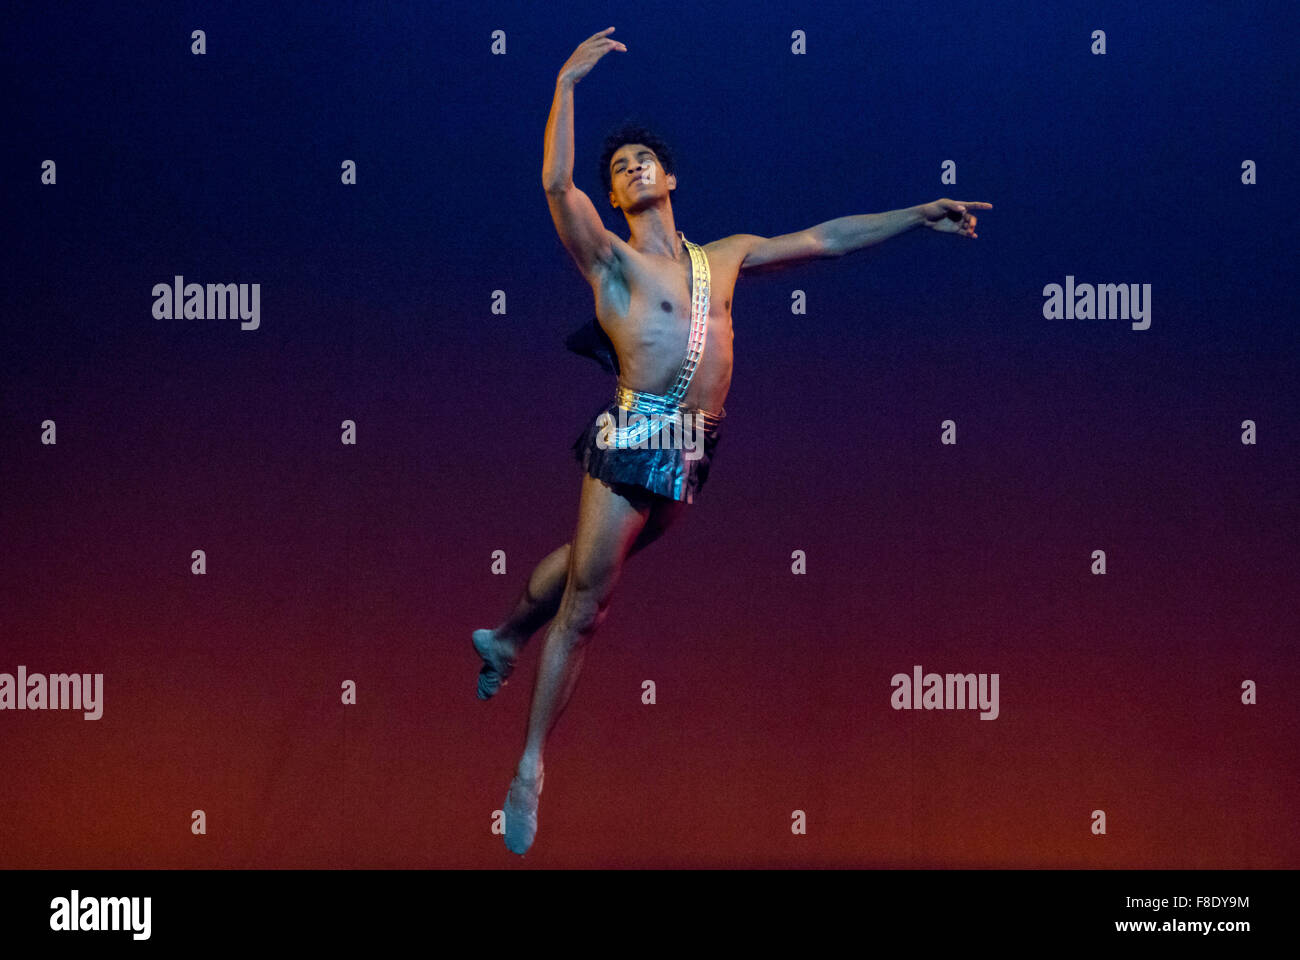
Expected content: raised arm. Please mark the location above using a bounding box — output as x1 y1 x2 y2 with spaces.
735 199 992 275
542 29 627 282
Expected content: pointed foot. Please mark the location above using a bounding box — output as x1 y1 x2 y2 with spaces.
473 628 516 701
503 769 544 855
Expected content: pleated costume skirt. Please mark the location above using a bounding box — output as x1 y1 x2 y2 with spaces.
572 400 722 505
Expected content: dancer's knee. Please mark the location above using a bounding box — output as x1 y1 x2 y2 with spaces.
555 586 609 645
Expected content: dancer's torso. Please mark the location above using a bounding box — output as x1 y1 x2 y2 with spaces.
590 234 740 414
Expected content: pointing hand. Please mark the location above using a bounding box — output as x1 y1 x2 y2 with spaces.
919 198 992 238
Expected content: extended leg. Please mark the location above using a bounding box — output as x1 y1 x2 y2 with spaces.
502 475 652 853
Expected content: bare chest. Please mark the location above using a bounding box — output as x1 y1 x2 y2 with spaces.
596 242 737 352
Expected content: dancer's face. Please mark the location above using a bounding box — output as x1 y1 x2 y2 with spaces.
609 144 674 210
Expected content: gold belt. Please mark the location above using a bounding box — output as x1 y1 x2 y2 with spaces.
615 385 726 430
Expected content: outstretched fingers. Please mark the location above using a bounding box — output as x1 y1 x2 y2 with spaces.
588 26 627 51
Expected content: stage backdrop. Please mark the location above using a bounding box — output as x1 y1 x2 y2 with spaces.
3 0 1297 867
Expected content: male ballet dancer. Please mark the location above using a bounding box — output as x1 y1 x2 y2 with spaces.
473 27 992 855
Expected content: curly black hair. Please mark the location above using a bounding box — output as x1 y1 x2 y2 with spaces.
598 121 677 197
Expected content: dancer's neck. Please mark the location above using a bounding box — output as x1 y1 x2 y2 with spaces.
626 205 682 260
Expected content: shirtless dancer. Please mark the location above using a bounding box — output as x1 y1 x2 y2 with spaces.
474 27 992 855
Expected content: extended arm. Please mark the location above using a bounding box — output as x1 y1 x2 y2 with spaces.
542 29 627 281
736 199 992 275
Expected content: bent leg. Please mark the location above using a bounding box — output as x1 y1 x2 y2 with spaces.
476 543 572 699
492 542 572 650
477 488 688 702
492 492 685 653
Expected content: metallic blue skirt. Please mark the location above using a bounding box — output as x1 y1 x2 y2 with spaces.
572 400 722 505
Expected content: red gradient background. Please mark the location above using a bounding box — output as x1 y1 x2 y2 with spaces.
3 297 1295 868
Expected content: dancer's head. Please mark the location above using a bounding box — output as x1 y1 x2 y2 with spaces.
600 122 676 214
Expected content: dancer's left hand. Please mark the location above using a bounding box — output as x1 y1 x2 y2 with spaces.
919 198 992 238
